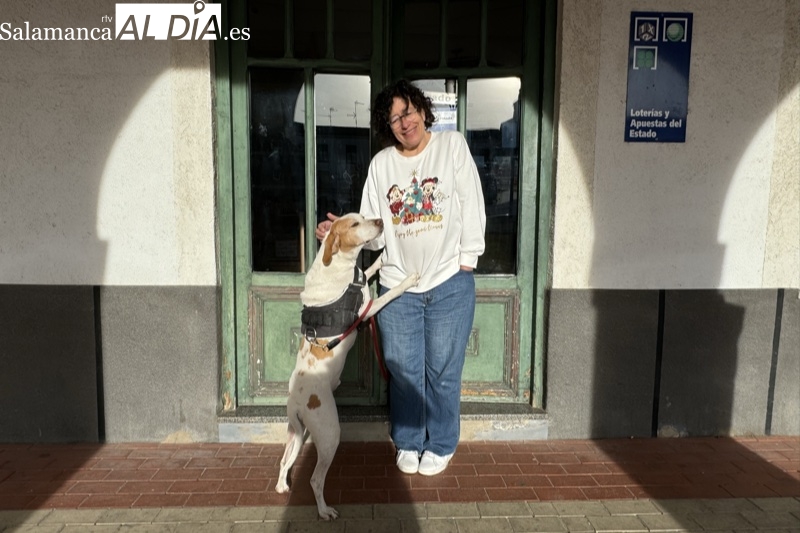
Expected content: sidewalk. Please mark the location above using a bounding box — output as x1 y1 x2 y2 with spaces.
1 436 798 531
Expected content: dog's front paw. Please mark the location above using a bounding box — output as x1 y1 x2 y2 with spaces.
402 272 421 289
318 505 339 521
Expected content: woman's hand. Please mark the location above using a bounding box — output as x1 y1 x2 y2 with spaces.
315 212 339 241
460 266 473 272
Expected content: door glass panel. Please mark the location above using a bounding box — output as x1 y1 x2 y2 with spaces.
250 68 307 273
247 0 285 59
412 78 458 132
466 77 521 274
487 0 524 67
315 74 371 222
404 0 441 69
334 0 372 62
447 0 480 67
294 0 326 59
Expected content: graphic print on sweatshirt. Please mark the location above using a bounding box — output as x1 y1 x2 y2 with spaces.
385 169 448 228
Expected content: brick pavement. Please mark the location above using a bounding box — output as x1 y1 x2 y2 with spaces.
0 436 798 531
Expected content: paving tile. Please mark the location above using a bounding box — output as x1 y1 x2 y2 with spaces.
698 498 761 513
580 486 635 500
457 474 505 488
425 502 479 518
651 499 711 515
557 516 593 532
329 505 373 520
232 524 288 533
486 487 537 501
262 506 318 521
586 515 648 532
438 487 489 502
340 518 402 533
39 508 106 524
507 516 567 532
285 519 345 532
688 512 756 530
526 502 558 516
748 496 800 512
62 525 121 532
373 503 425 519
152 507 215 523
134 493 190 507
208 506 269 522
173 523 234 533
740 510 800 529
533 487 585 501
638 513 700 531
601 499 661 515
477 501 532 517
11 526 86 533
550 501 608 516
387 489 438 503
97 507 162 524
0 510 53 526
401 519 457 533
455 517 513 533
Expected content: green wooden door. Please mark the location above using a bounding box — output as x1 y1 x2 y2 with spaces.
216 0 554 410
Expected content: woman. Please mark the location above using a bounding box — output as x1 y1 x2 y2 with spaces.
317 79 486 476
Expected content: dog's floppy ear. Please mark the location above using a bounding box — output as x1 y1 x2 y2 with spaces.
322 231 340 266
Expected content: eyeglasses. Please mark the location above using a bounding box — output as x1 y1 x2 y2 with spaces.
388 108 419 129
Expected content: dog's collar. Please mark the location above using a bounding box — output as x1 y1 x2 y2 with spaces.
300 266 366 340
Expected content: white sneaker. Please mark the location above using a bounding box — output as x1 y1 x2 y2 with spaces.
396 450 420 474
418 451 453 476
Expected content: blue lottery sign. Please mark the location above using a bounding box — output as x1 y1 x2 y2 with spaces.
625 12 693 143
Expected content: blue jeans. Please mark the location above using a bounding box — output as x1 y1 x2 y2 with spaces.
377 269 476 456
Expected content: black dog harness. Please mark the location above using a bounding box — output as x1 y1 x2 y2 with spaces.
301 267 369 347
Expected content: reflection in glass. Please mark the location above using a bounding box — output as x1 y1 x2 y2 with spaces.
466 77 521 274
314 74 371 224
250 69 306 272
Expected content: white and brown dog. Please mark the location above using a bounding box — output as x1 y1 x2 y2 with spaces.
275 213 419 520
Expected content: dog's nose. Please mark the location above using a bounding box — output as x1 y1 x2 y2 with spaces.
375 219 384 229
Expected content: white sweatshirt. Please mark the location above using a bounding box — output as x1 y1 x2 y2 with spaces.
360 130 486 292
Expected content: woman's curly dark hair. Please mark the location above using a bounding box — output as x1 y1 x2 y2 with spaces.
371 79 436 147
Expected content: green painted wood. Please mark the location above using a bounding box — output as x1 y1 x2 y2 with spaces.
247 57 371 70
229 0 254 403
219 0 555 410
303 69 317 268
214 0 237 412
532 0 558 410
513 0 543 405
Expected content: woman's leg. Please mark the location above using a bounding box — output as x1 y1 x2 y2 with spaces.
377 287 426 453
423 270 476 455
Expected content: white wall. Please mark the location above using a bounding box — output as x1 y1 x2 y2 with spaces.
0 0 216 286
553 0 799 290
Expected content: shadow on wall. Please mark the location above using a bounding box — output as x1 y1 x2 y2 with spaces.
563 0 799 521
586 6 798 440
0 0 212 522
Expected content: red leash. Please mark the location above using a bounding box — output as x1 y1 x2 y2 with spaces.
323 299 373 351
321 298 388 381
368 316 389 381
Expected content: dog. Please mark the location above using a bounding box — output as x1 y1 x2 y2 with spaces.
275 213 419 520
